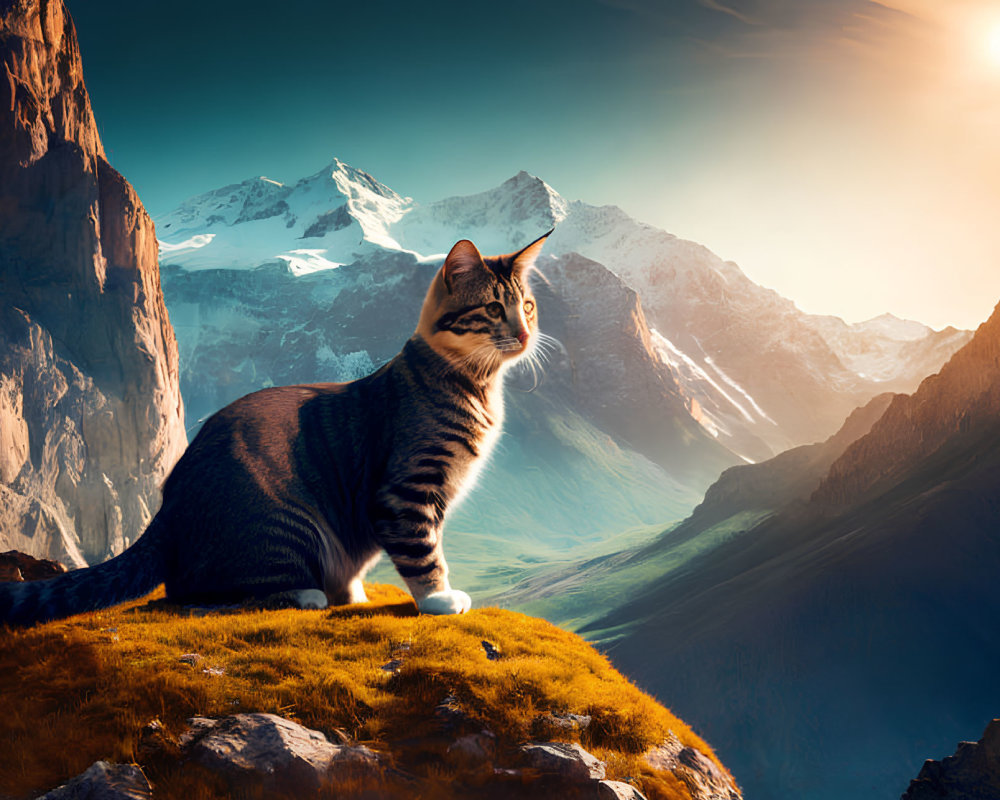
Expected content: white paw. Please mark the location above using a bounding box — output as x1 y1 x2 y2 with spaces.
346 579 368 605
418 589 472 615
293 589 329 610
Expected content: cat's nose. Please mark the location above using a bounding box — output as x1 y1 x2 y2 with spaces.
517 331 529 346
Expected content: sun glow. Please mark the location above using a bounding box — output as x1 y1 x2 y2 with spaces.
989 24 1000 66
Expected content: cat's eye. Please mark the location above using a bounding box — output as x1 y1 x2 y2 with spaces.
523 299 535 315
485 302 505 319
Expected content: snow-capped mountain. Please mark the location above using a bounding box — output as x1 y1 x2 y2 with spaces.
800 312 967 385
157 160 969 462
156 158 413 274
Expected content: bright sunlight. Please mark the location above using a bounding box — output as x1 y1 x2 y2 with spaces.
989 24 1000 66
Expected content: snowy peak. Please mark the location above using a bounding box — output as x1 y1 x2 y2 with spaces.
800 312 971 385
155 156 972 458
159 176 292 230
291 158 411 252
813 300 1000 509
392 170 569 256
155 157 414 273
854 313 933 342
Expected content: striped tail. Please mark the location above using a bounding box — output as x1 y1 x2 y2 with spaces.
0 518 167 628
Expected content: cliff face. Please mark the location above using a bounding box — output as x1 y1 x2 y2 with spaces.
813 301 1000 508
0 0 186 564
902 720 1000 800
535 252 740 487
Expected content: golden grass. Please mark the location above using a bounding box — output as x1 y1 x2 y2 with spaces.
0 584 729 800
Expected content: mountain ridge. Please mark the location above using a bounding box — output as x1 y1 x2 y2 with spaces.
813 300 1000 509
156 159 970 460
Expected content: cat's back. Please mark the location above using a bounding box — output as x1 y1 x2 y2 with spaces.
196 382 346 446
165 381 364 494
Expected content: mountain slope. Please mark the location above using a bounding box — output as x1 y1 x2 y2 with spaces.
585 300 1000 800
0 0 186 565
491 391 894 631
157 159 412 273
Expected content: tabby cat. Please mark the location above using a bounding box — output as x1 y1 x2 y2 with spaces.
0 233 550 627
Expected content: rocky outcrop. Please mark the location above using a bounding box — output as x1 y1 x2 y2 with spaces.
37 760 151 800
40 713 736 800
0 549 66 581
902 720 1000 800
645 734 741 800
181 713 380 793
521 741 607 781
0 0 186 564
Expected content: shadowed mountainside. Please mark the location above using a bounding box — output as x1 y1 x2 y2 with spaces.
490 391 895 631
584 301 1000 800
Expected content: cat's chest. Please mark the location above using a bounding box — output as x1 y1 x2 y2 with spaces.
420 383 503 502
453 385 502 494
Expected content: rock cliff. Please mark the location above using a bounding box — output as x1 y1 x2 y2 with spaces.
0 0 186 564
902 720 1000 800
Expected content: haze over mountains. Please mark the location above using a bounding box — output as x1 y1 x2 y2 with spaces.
157 159 969 465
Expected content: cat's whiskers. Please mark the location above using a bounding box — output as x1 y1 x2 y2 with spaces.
455 340 504 377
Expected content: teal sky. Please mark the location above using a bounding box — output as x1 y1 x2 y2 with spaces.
68 0 1000 330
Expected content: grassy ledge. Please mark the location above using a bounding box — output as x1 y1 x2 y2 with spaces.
0 584 730 799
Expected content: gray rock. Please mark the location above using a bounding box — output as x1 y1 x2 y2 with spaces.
521 741 606 781
597 780 648 800
645 734 741 800
481 640 502 660
535 711 592 731
434 694 467 728
448 730 496 762
36 761 151 800
183 713 379 792
902 719 1000 800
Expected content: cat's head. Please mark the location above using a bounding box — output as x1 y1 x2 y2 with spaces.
417 231 551 373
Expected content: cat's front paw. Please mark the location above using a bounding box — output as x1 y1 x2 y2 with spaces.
417 589 472 615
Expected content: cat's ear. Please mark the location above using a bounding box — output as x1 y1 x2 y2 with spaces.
509 229 554 277
443 240 486 292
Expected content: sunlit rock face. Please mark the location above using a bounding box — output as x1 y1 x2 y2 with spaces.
814 300 1000 508
0 0 186 565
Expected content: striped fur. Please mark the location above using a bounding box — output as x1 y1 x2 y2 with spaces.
0 233 551 626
